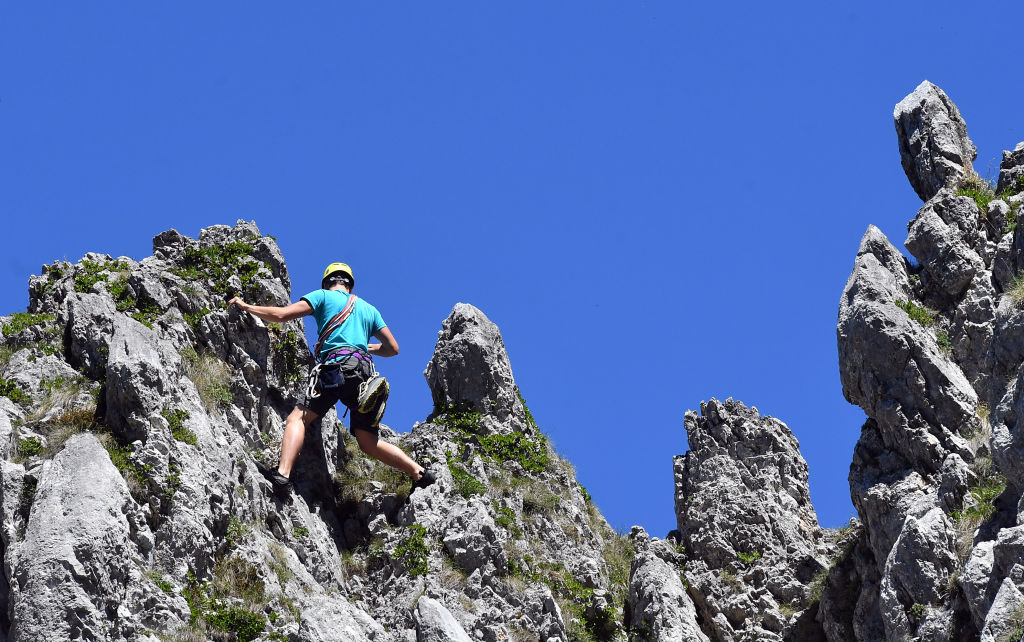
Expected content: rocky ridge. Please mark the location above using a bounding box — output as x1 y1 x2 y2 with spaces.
833 80 1024 641
2 78 1022 642
0 223 637 642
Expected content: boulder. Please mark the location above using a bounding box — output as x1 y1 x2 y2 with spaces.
424 304 525 427
8 434 152 642
627 528 709 642
415 596 473 642
895 80 977 201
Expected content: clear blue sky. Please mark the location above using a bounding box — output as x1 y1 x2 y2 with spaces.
4 2 1024 536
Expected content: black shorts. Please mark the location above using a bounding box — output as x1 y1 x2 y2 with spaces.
296 357 383 435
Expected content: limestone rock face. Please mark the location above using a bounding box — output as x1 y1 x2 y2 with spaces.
626 527 709 642
8 433 156 642
415 596 474 642
834 82 1024 641
0 224 635 640
673 398 830 642
895 80 977 201
424 303 526 428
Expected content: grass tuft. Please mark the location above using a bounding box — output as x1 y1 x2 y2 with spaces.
895 300 936 326
182 348 233 411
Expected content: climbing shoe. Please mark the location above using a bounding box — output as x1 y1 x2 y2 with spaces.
357 376 389 414
370 399 387 428
411 468 436 492
255 461 293 497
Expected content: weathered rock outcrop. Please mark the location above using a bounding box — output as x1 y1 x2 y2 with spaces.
6 79 1022 642
0 225 637 641
626 526 709 642
895 80 977 202
835 81 1024 641
673 398 831 642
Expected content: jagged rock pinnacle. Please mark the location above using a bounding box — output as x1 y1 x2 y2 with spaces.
832 82 1024 640
895 80 977 202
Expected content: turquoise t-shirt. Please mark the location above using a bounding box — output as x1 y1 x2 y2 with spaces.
300 289 386 355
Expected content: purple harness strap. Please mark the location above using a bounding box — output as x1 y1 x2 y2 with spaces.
323 347 371 364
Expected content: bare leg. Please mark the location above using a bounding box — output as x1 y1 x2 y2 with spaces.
278 406 319 478
353 428 424 480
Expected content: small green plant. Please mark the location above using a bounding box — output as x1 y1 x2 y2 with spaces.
0 378 31 405
270 327 306 386
977 402 990 422
522 485 561 514
225 515 251 548
163 408 197 445
268 543 295 587
492 501 522 537
211 555 265 605
170 241 262 304
719 568 742 589
895 300 935 326
518 389 539 431
578 483 592 504
936 330 952 354
439 398 552 473
163 463 182 501
1005 208 1018 235
206 607 265 642
779 601 800 618
16 436 42 460
436 403 483 432
292 525 309 539
446 451 487 498
2 312 55 336
956 172 997 212
104 441 152 499
476 431 551 473
73 259 127 293
148 570 175 593
908 602 927 624
183 561 267 642
183 307 212 332
556 572 619 640
951 474 1006 525
601 529 634 615
737 550 762 565
107 277 162 329
394 524 430 577
73 260 111 292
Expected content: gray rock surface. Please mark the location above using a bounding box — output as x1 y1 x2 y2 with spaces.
836 81 1024 641
415 596 473 642
8 433 157 642
424 303 526 427
673 398 829 641
626 527 709 642
895 80 977 201
0 224 638 640
297 594 388 642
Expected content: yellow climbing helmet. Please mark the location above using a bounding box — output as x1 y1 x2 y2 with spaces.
322 262 355 289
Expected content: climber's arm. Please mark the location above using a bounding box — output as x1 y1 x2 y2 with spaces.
229 298 312 323
368 327 399 357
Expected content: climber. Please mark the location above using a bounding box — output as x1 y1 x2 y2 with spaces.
228 262 435 497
